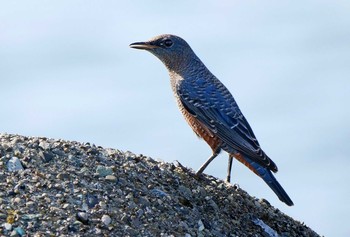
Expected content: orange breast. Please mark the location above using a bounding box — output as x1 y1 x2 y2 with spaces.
179 105 222 152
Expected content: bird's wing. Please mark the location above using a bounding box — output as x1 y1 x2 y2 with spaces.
177 80 278 172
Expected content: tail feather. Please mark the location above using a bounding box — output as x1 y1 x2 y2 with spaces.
256 166 294 206
235 154 294 206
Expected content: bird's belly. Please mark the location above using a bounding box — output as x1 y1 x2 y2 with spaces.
178 105 222 152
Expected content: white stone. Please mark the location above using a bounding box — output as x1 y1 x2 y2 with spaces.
101 214 111 225
3 222 12 230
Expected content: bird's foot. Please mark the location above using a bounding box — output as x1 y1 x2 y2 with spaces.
194 171 205 180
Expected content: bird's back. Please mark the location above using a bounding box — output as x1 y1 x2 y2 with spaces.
171 69 278 172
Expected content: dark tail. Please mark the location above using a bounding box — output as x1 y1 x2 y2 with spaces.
257 166 294 206
238 155 294 206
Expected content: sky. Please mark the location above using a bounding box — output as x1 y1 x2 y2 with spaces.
1 1 350 236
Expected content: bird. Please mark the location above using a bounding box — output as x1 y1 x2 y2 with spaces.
130 34 294 206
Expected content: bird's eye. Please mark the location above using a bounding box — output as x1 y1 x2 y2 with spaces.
163 39 173 47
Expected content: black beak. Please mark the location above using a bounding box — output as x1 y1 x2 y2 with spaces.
129 41 159 50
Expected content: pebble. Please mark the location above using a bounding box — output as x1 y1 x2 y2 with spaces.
86 194 99 209
7 157 24 172
76 212 89 225
38 151 54 163
56 172 70 180
26 201 35 207
14 227 25 236
95 227 102 234
39 141 51 150
178 185 192 199
198 220 205 231
208 199 219 211
3 222 12 230
105 175 117 181
96 165 113 177
101 214 112 225
254 200 262 208
21 214 42 220
150 188 168 198
13 197 21 204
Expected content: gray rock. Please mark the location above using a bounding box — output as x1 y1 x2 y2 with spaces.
96 165 113 177
76 212 89 225
7 156 24 172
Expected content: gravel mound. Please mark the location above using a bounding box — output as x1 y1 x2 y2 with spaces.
0 134 320 237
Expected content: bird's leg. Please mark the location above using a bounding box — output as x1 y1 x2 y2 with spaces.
196 149 220 176
226 154 234 183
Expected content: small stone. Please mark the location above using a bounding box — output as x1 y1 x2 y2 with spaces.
85 194 99 209
99 201 107 209
198 220 205 231
38 151 54 163
136 209 144 218
39 141 51 150
44 197 51 203
3 222 12 230
82 202 89 211
13 197 21 204
56 172 70 180
7 157 24 172
197 187 207 198
208 199 219 211
95 227 102 234
96 165 113 177
76 212 89 225
259 198 271 206
101 214 112 225
26 201 35 207
227 194 234 202
137 196 150 207
217 183 225 189
14 227 25 236
178 185 192 199
21 214 42 220
126 192 133 199
150 188 167 198
105 175 117 181
254 200 261 208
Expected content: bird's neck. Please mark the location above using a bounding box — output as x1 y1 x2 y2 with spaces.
168 57 212 93
168 56 209 80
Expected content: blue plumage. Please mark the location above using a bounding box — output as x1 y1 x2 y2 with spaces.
130 34 294 206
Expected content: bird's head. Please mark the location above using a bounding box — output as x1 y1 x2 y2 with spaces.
130 34 199 72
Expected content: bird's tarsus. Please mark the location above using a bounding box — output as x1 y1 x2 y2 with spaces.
196 151 220 176
226 154 234 183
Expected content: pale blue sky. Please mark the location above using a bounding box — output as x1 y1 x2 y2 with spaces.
1 1 349 236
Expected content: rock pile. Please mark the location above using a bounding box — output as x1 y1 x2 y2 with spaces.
0 134 320 236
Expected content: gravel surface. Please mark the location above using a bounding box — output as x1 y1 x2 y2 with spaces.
0 133 321 237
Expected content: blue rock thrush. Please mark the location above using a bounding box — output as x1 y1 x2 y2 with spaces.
130 34 294 206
